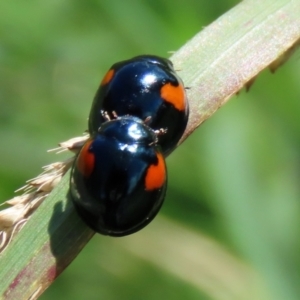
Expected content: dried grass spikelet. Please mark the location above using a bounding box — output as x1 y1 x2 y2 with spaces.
0 134 89 253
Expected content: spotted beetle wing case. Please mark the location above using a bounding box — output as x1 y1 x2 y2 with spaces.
88 55 189 156
70 116 167 236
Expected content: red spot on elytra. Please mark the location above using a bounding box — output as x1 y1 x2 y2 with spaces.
145 152 166 191
77 140 95 177
101 69 115 86
160 82 186 111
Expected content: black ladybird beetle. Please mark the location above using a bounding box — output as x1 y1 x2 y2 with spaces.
70 115 167 236
88 55 189 156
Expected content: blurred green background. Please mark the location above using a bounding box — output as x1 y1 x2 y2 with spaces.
1 1 300 299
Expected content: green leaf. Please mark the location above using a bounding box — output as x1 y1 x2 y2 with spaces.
174 0 300 143
0 0 299 299
0 172 94 299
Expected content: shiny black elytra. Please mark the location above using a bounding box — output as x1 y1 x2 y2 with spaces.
88 55 189 156
70 116 167 237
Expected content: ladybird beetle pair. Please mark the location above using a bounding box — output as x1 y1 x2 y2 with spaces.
70 55 189 236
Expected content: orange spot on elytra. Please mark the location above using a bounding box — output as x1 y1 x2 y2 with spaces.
160 82 186 111
77 139 95 177
145 152 166 191
101 69 115 86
